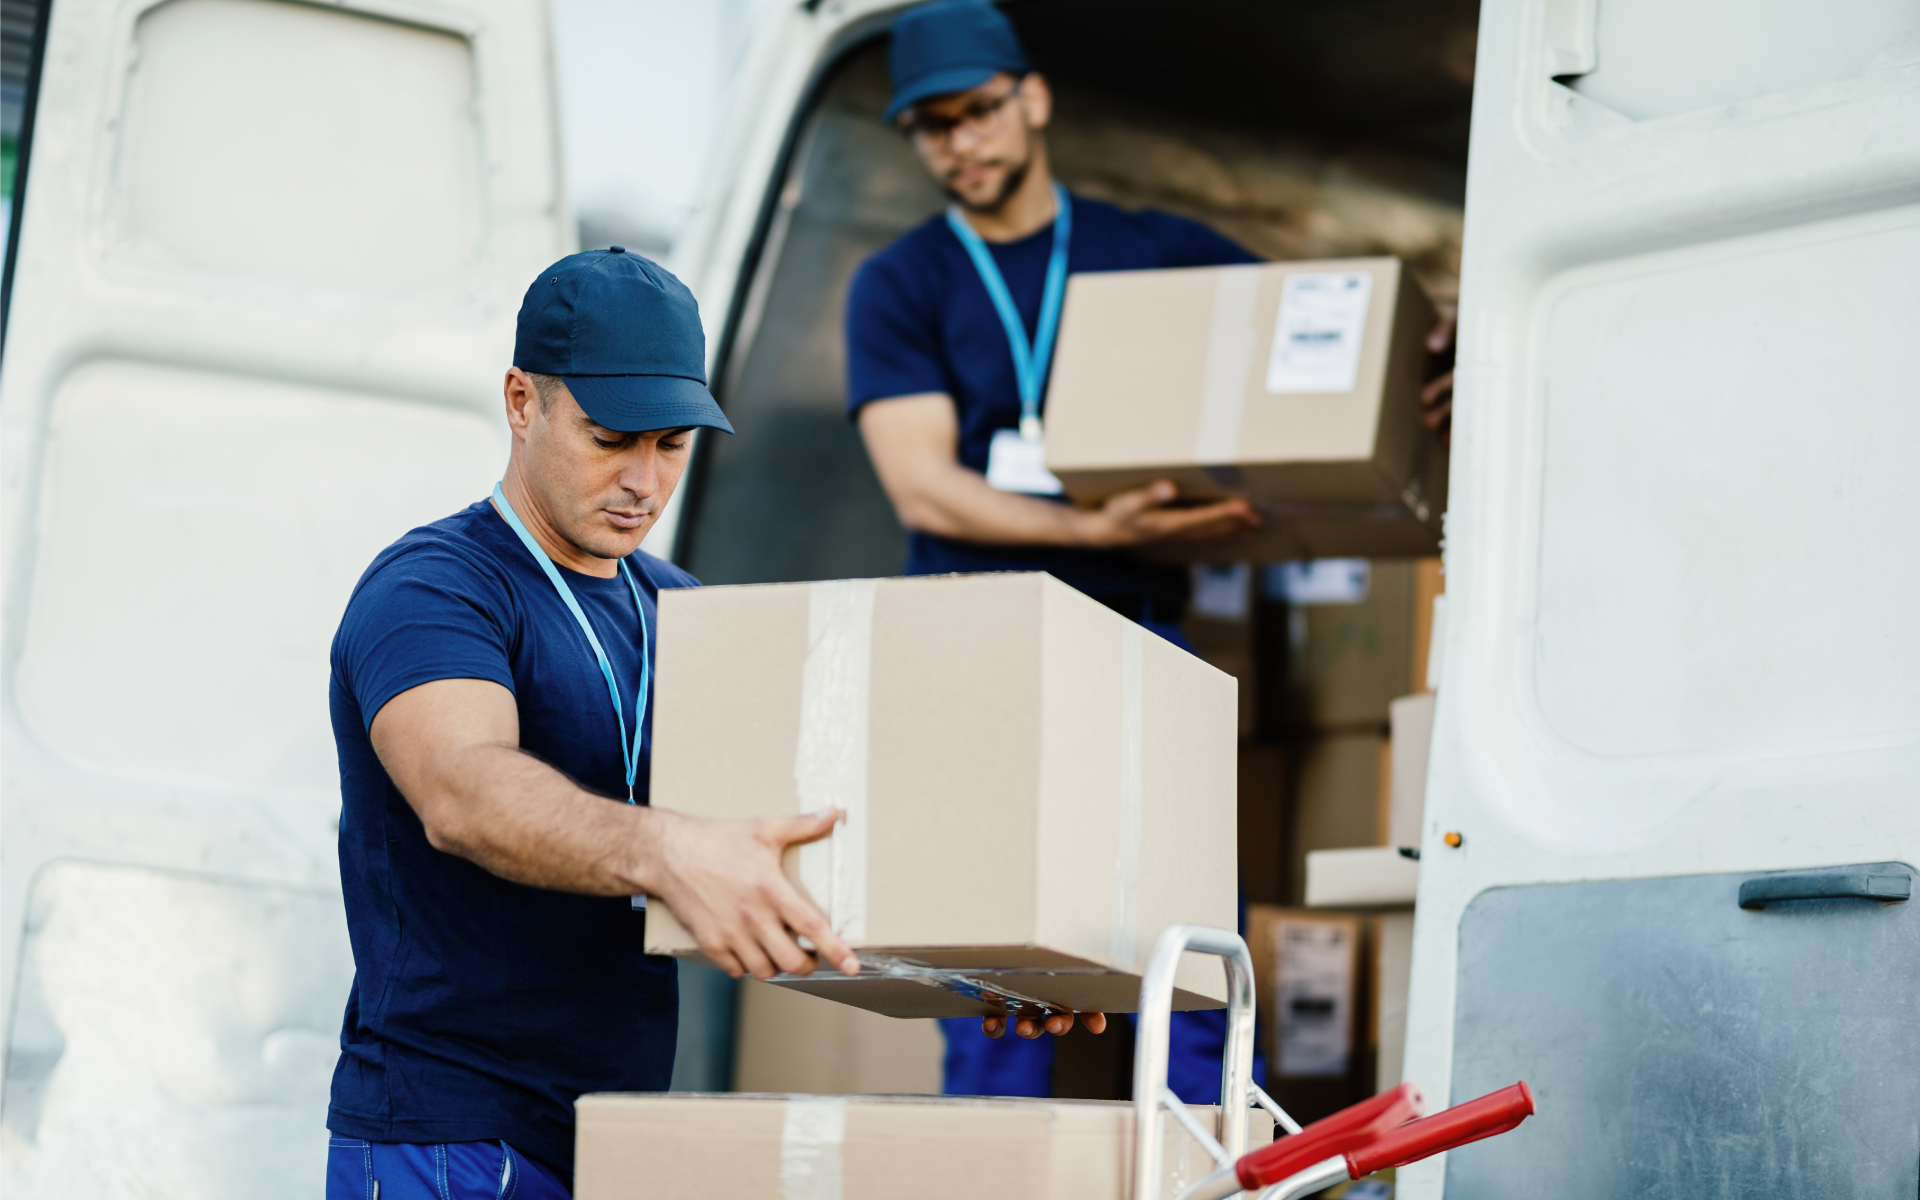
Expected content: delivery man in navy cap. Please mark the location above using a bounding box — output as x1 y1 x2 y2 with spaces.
845 0 1270 1104
325 248 860 1197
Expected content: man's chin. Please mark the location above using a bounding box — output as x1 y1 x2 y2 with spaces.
581 523 651 561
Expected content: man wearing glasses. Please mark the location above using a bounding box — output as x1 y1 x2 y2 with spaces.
844 0 1264 1104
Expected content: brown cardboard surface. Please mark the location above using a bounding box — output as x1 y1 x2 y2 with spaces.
1183 611 1256 739
1045 258 1442 562
1246 906 1362 1082
645 572 1238 1017
1285 733 1386 907
1281 559 1416 730
1409 556 1445 693
575 1093 1272 1200
732 981 942 1095
1237 744 1288 907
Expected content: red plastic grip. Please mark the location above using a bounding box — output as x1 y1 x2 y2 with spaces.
1235 1082 1426 1190
1344 1081 1535 1177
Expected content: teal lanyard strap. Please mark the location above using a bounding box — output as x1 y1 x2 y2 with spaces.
945 181 1072 439
491 483 651 803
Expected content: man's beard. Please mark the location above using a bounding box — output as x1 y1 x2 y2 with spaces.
943 152 1032 215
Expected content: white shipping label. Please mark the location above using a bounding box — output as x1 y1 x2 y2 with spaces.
985 428 1065 495
1265 271 1374 394
1274 920 1353 1077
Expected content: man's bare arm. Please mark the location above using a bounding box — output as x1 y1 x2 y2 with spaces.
369 677 859 982
858 394 1258 546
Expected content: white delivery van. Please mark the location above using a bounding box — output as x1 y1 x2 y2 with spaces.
7 0 1917 1195
1401 3 1920 1198
664 3 1920 1199
0 0 569 1192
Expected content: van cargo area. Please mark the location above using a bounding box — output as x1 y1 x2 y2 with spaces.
672 0 1475 585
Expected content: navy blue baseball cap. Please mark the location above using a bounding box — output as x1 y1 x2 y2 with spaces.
512 247 734 435
885 0 1029 124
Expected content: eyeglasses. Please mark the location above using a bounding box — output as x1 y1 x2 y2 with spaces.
899 80 1023 147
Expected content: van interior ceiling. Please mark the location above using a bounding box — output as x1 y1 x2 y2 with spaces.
676 0 1479 585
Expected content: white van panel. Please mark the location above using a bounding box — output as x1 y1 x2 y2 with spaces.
1 0 566 1187
1403 0 1920 1192
18 361 501 799
116 0 485 291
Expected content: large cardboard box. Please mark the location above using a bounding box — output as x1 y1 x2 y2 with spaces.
646 572 1238 1017
1246 905 1362 1082
575 1093 1273 1200
1045 258 1442 561
732 980 942 1095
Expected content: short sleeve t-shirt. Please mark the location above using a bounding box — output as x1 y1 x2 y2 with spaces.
326 498 696 1177
845 193 1259 610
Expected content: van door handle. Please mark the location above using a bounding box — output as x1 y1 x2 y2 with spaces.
1738 871 1912 910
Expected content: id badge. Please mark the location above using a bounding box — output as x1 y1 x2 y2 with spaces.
984 428 1064 496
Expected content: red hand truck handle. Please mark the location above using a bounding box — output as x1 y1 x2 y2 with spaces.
1234 1082 1425 1190
1344 1082 1535 1177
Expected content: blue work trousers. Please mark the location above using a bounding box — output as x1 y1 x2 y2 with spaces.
326 1138 570 1200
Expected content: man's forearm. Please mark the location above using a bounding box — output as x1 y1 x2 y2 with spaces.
896 458 1089 545
419 742 666 896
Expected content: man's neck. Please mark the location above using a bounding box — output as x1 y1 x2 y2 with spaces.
957 155 1059 243
495 465 618 578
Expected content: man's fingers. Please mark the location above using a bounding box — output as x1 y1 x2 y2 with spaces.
981 1016 1006 1039
1427 304 1458 353
1102 480 1179 521
749 910 819 977
766 808 841 848
730 933 779 983
1043 1012 1073 1036
1014 1017 1043 1039
1081 1012 1107 1035
1421 370 1454 407
778 887 861 976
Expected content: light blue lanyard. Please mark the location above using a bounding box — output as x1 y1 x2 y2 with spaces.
491 483 651 803
945 182 1072 441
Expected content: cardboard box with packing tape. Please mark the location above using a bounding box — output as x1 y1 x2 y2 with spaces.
1044 257 1443 562
575 1093 1273 1200
645 572 1238 1018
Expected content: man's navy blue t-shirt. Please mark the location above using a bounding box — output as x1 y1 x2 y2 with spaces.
845 193 1258 610
327 498 695 1178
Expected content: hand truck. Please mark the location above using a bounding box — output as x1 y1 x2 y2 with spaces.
1130 924 1534 1200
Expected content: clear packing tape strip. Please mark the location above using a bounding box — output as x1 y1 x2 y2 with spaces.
781 1096 847 1200
786 578 1144 983
767 951 1121 1019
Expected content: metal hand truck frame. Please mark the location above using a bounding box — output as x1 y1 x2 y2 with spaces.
1131 924 1534 1200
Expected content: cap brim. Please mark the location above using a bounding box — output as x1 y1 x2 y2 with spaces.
561 373 735 435
884 64 1003 123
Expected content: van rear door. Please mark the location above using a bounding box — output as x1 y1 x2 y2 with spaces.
0 0 566 1190
1407 0 1920 1196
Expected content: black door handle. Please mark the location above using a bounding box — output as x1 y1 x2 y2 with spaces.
1738 871 1911 910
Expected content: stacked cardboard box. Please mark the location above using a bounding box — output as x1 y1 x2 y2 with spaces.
1045 258 1442 562
647 572 1238 1018
731 981 942 1096
575 1093 1274 1200
1194 556 1441 1117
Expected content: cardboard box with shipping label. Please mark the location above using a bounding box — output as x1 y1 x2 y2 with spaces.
575 1093 1273 1200
645 572 1238 1018
1247 906 1362 1080
1045 258 1442 561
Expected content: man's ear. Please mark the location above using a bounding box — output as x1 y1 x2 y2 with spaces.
1019 72 1053 131
503 368 539 439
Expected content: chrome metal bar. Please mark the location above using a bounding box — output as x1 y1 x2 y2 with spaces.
1131 924 1258 1200
1255 1155 1349 1200
1249 1081 1304 1136
1161 1085 1232 1169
